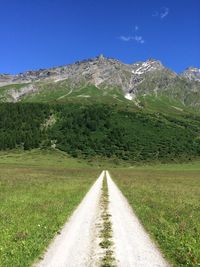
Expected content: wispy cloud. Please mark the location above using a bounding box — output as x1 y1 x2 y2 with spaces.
153 7 169 19
134 35 145 44
119 25 144 44
119 35 145 44
160 7 169 18
119 36 132 42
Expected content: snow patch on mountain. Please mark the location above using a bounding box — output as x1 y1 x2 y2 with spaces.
131 60 164 77
125 93 133 100
181 67 200 82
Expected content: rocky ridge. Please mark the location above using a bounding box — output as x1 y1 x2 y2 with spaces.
181 67 200 82
0 55 200 104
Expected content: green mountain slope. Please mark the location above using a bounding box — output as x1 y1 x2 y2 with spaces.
1 103 200 162
1 56 200 162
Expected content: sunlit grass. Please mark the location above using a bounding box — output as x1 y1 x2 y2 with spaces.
111 167 200 266
0 154 98 267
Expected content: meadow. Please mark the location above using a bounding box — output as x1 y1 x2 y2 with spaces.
0 150 99 267
111 165 200 266
1 149 200 266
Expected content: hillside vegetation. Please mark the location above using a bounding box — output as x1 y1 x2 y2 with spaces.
1 102 200 162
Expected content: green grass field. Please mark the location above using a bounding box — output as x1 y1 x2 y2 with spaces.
111 166 200 266
1 149 200 266
0 150 99 267
0 149 91 168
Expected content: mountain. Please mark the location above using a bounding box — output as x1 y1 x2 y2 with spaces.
181 67 200 82
1 56 200 162
0 55 200 108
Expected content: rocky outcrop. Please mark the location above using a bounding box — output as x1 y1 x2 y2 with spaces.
0 55 200 105
8 84 38 102
181 67 200 82
0 56 167 91
0 74 15 86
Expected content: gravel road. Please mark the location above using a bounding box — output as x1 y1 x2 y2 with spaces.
34 170 169 267
35 171 104 267
106 170 169 267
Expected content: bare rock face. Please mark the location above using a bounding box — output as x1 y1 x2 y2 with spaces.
9 85 38 102
0 56 167 93
181 67 200 82
0 55 199 105
65 56 172 97
0 74 14 86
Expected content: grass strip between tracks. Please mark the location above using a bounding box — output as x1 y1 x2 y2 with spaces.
99 175 115 267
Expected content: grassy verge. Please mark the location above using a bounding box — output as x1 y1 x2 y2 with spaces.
111 167 200 267
99 177 115 267
0 151 98 267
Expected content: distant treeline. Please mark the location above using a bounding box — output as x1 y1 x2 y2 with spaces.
0 103 200 162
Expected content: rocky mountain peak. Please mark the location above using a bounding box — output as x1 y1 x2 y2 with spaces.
131 58 164 76
181 67 200 82
97 54 105 60
1 56 200 105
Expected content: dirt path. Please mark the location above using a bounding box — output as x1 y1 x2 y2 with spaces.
106 170 169 267
57 88 73 100
35 171 105 267
35 170 169 267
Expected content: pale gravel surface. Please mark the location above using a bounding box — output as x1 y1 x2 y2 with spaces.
34 170 170 267
34 171 104 267
106 170 169 267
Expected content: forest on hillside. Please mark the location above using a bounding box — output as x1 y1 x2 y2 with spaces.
0 103 200 162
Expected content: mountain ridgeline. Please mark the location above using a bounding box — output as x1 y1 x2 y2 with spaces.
0 55 200 106
0 56 200 162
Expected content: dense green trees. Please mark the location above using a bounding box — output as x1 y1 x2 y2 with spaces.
0 103 51 150
0 103 200 162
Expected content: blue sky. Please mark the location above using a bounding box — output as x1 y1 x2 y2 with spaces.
0 0 199 74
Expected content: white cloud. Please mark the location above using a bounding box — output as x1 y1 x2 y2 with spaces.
160 7 169 19
119 35 145 44
119 36 132 42
153 7 169 19
134 35 145 44
119 25 145 44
